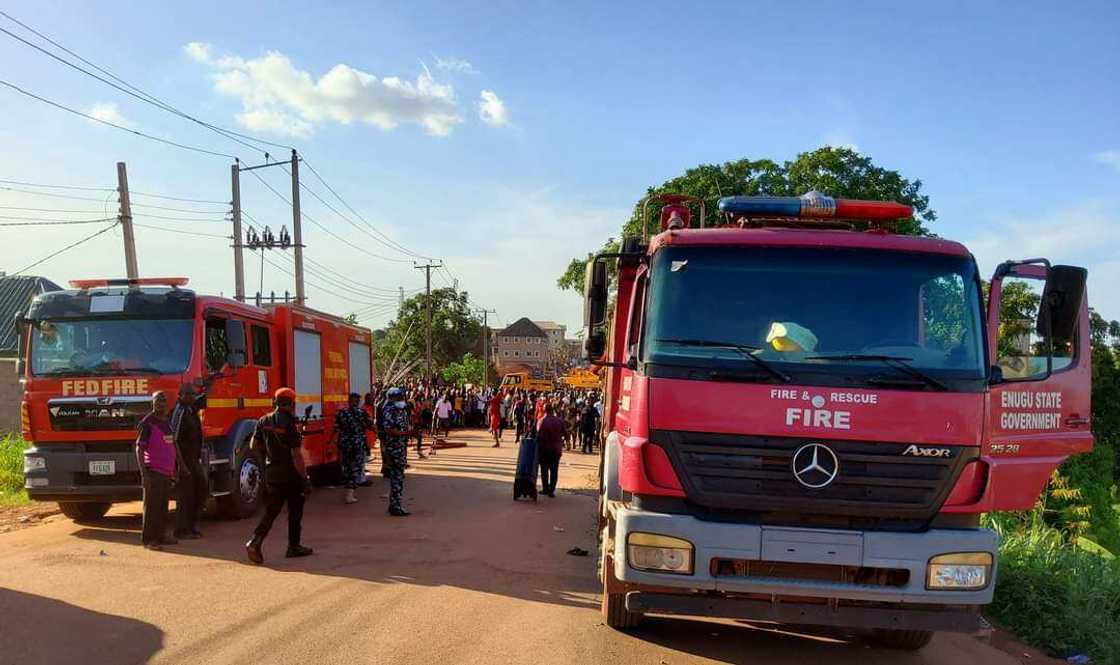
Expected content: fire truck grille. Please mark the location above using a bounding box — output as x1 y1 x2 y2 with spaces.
653 430 977 532
48 399 151 432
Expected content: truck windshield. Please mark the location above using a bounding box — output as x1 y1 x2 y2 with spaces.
30 319 194 376
643 246 986 389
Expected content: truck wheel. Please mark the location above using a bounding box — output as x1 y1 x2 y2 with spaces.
600 526 643 630
218 452 263 519
870 629 934 651
58 501 110 522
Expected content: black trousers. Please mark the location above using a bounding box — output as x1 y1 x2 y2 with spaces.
581 428 596 454
141 468 172 545
253 479 305 547
175 456 207 535
539 449 560 495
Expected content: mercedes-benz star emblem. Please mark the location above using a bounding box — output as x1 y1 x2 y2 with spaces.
791 443 840 489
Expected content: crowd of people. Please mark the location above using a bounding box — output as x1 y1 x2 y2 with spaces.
132 376 604 564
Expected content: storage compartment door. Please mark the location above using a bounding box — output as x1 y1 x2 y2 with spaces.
348 341 372 397
294 329 323 419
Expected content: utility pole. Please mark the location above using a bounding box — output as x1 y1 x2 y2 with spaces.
290 149 305 305
116 162 138 279
414 260 443 383
231 160 245 301
476 307 496 386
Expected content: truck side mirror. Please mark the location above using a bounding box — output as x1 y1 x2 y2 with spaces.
13 311 29 377
583 258 609 329
585 329 606 360
224 319 248 369
1036 265 1086 341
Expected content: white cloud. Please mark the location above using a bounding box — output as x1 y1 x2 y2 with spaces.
478 90 509 127
1092 150 1120 174
86 103 131 128
964 201 1120 321
183 42 213 63
434 56 477 74
186 44 464 137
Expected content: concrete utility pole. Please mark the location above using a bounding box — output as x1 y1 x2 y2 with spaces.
414 260 444 382
290 149 305 305
476 307 496 386
231 160 245 301
116 162 138 279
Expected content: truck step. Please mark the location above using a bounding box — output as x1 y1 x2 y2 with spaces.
209 458 230 465
210 491 232 497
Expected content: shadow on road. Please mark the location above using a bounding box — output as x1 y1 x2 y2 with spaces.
70 434 602 613
0 588 164 665
631 616 935 664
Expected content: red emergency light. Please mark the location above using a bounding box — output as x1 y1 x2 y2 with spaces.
69 277 190 289
718 191 912 221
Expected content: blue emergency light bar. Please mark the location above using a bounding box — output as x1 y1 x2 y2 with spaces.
718 191 912 220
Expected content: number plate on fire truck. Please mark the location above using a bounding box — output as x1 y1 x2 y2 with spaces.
88 461 115 476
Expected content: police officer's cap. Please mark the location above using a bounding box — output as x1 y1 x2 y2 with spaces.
387 387 404 398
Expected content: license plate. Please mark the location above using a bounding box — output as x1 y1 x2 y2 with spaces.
89 460 115 476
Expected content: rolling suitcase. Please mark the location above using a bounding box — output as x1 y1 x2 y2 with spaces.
513 436 539 501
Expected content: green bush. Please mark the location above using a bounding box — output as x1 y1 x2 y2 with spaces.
0 434 28 502
988 516 1120 664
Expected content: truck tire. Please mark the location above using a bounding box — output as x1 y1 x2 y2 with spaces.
600 525 643 630
870 629 934 651
58 501 110 522
218 451 263 519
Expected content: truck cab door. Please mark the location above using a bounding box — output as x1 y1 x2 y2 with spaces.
985 260 1092 508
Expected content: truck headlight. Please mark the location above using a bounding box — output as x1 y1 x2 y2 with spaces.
927 552 992 590
24 455 46 472
627 532 694 575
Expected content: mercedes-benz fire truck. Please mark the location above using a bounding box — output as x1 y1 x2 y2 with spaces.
586 193 1091 650
17 278 374 522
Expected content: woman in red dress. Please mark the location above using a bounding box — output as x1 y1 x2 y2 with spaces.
488 391 503 447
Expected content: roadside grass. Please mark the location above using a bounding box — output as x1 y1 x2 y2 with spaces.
0 433 29 506
987 514 1120 664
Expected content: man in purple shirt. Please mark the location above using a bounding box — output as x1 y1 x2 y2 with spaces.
536 403 566 498
135 391 185 550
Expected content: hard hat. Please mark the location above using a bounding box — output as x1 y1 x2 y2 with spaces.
766 321 818 353
274 387 297 402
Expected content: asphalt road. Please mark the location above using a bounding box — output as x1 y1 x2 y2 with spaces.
0 429 1026 665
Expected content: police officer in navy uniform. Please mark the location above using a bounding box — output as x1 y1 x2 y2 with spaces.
245 387 313 564
382 387 411 516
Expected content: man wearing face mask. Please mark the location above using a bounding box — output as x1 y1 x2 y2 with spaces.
245 387 313 564
382 387 411 517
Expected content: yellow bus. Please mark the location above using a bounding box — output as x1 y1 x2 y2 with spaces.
560 368 600 389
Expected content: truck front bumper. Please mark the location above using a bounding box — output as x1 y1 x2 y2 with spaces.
613 506 997 623
23 444 143 502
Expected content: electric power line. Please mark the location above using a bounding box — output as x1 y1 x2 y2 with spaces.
0 217 117 226
0 205 111 214
14 221 118 274
0 184 114 202
0 178 112 192
129 200 229 214
130 191 229 205
0 13 287 156
133 222 230 239
0 78 238 159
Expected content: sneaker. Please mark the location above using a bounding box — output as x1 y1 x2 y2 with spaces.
245 538 263 565
144 542 164 551
286 544 314 558
388 507 410 517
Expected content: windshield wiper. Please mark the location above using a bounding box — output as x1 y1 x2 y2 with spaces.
805 354 948 391
656 338 791 383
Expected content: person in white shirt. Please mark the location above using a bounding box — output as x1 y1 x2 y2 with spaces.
434 394 452 437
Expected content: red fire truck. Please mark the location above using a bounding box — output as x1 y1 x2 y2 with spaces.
17 278 374 521
586 193 1091 649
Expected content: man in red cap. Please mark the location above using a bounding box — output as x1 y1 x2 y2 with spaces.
245 387 313 564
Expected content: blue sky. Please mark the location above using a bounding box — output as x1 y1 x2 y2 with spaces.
1 1 1117 332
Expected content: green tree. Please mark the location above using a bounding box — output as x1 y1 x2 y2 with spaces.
558 147 936 293
373 288 481 380
440 352 486 386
